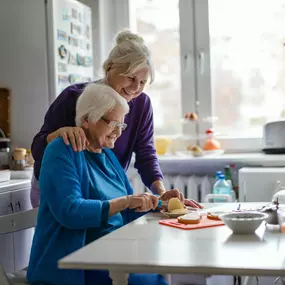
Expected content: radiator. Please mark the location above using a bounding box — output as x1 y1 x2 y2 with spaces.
128 174 215 203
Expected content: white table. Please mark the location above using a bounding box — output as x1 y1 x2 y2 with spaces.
58 203 285 285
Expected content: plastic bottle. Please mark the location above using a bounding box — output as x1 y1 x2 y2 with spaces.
203 129 221 151
224 165 232 189
212 174 232 202
224 165 237 202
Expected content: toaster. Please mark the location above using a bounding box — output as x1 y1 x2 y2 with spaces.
263 120 285 154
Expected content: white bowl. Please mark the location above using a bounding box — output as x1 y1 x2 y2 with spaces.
219 212 268 234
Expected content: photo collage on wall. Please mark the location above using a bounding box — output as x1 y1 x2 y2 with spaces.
56 4 93 93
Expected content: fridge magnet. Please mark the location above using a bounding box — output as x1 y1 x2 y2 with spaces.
62 8 69 21
76 54 92 67
68 52 77 65
76 53 84 66
78 12 82 23
84 56 93 67
86 25 90 39
68 74 81 84
71 22 82 35
58 75 69 84
68 36 79 47
79 40 86 50
58 62 67 72
58 45 67 59
57 29 67 41
71 8 78 20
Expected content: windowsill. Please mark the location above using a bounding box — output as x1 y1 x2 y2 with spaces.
129 151 285 176
155 152 285 167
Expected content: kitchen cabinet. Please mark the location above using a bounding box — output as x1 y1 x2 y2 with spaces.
0 180 33 273
11 188 34 270
0 191 14 273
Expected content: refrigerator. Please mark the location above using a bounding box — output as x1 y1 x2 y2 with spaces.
0 0 94 149
47 0 94 97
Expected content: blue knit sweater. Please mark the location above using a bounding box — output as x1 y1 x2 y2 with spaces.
27 138 166 285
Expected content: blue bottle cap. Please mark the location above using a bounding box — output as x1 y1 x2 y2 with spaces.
216 171 222 177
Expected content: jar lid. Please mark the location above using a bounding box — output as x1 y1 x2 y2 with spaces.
14 148 26 153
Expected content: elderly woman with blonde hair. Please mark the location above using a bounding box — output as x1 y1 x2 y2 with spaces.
31 30 201 210
27 83 168 285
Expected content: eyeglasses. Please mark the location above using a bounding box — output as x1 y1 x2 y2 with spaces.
100 117 127 131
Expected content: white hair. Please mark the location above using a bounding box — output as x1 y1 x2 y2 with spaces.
75 83 129 127
103 30 155 84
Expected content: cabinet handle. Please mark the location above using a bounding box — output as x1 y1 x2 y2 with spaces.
198 51 205 75
183 51 193 73
17 201 21 211
8 202 14 213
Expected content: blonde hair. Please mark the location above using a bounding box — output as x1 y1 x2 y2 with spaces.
75 83 129 127
103 30 155 84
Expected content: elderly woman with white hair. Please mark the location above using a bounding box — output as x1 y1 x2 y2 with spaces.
27 83 168 285
31 30 202 210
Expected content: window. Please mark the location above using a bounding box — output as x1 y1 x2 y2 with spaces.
208 0 285 139
130 0 182 135
122 0 285 150
195 0 285 150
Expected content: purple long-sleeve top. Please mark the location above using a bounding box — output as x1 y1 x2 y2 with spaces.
31 82 163 189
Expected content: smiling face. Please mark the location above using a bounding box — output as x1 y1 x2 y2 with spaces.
105 65 149 102
82 104 126 152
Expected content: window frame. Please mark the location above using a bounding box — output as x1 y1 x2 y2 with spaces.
119 0 264 152
191 0 263 152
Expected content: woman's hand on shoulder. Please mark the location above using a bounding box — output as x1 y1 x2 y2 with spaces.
128 193 159 212
47 126 89 152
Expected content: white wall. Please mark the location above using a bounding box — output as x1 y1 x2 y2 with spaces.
0 0 50 149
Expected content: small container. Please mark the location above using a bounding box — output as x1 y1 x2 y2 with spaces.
261 203 280 225
277 207 285 234
26 149 34 166
0 138 11 169
154 137 172 155
12 148 26 170
203 129 221 151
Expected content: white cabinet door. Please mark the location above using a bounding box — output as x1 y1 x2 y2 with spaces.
0 191 14 273
12 187 34 270
12 187 32 213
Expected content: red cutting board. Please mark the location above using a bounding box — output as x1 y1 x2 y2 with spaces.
159 216 224 230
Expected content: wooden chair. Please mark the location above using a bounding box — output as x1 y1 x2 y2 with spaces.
0 207 38 285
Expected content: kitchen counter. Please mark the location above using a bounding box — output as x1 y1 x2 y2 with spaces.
0 179 31 194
